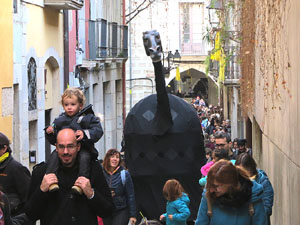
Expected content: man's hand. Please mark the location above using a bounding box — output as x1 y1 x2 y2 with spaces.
168 214 173 220
129 217 137 225
46 126 54 134
40 174 58 192
75 130 84 141
74 176 93 198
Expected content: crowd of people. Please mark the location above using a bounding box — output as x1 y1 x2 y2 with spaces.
191 96 274 225
0 91 274 225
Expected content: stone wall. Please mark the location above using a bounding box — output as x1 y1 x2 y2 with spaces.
246 0 300 224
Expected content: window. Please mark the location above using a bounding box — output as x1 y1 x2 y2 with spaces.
179 3 206 55
28 58 37 111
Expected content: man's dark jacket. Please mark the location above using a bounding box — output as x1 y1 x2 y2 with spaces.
0 154 31 216
25 159 114 225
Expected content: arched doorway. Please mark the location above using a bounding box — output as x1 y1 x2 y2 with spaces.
44 57 60 160
193 78 208 100
167 68 218 105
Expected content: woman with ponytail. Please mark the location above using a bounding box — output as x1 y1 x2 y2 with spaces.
195 160 267 225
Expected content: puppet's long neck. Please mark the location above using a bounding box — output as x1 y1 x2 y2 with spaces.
152 61 173 136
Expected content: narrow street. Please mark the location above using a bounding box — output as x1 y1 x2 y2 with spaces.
0 0 299 224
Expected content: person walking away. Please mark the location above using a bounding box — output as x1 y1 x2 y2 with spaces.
235 153 274 225
0 132 31 217
45 88 103 194
25 128 114 225
102 149 137 225
195 160 267 225
160 179 191 225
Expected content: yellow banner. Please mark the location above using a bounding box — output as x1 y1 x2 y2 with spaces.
175 67 181 81
210 31 226 83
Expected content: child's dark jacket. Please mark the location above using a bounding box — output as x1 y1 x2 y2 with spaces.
45 104 103 154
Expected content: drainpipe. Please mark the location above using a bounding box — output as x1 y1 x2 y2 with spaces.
122 0 126 125
128 0 133 110
63 10 69 89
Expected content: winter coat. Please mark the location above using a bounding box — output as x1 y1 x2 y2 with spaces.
195 181 267 225
25 160 114 225
255 169 274 216
162 192 191 225
45 104 103 157
103 167 137 218
0 155 31 216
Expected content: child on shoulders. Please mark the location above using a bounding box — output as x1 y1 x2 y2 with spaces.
45 88 103 194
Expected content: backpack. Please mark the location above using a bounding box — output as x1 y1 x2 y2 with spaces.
121 170 126 187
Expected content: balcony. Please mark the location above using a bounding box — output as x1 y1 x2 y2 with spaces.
44 0 84 10
89 19 128 62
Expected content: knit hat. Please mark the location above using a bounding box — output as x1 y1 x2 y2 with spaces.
0 132 10 146
237 139 247 146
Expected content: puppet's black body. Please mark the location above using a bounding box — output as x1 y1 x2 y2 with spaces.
124 61 206 222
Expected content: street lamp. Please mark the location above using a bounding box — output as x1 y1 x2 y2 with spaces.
163 50 181 75
207 0 223 30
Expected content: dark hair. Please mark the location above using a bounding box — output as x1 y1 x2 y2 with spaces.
213 148 229 161
214 131 231 143
235 153 258 177
206 160 250 201
103 149 121 172
237 139 247 146
163 179 185 202
0 145 11 154
205 148 212 156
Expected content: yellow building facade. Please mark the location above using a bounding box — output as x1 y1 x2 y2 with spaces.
13 2 64 167
0 1 13 139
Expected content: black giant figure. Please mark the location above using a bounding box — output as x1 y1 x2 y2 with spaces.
124 30 206 223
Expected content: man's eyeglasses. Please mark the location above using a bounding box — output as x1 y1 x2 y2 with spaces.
57 144 77 151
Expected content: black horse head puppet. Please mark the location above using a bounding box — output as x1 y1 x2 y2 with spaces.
124 30 206 223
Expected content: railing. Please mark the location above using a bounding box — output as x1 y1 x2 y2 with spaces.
89 19 128 60
224 46 240 80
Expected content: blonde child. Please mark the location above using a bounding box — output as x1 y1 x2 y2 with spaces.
159 179 190 225
45 88 103 194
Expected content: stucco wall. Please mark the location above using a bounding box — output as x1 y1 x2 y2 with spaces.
26 5 64 58
0 0 13 138
253 0 300 224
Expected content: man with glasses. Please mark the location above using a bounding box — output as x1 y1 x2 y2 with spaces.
25 128 114 225
214 131 235 160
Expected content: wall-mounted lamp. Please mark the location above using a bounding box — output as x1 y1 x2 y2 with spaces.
163 50 181 75
207 0 223 29
29 150 36 163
